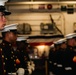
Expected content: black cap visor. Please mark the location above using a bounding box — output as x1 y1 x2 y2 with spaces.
0 6 11 15
3 10 11 15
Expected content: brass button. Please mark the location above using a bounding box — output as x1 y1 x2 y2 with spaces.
9 44 11 46
11 57 13 59
11 51 13 54
2 55 4 58
5 58 7 60
3 62 5 65
14 64 16 66
0 48 2 51
4 70 6 72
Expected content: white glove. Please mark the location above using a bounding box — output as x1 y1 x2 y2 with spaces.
27 61 32 75
27 61 35 74
28 68 32 75
30 61 35 71
17 68 25 75
27 61 31 66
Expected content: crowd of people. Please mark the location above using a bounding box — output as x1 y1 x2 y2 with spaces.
1 1 76 75
49 33 76 75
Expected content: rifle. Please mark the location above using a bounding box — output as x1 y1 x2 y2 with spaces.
49 14 63 35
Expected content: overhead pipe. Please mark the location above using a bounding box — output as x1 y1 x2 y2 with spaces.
6 1 76 6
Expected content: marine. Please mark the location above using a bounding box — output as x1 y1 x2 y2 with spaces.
0 24 19 75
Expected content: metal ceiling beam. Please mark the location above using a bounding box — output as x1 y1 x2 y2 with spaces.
6 1 76 6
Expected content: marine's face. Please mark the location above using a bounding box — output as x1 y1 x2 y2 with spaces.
61 43 67 49
8 32 17 43
67 38 75 46
0 12 6 30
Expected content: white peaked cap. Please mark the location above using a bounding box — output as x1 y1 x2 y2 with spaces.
57 38 66 44
54 41 60 45
0 0 8 6
1 23 18 32
65 33 76 39
17 36 26 41
54 38 66 45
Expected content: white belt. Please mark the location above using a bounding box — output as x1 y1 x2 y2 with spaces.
57 64 63 67
65 67 72 70
8 72 16 75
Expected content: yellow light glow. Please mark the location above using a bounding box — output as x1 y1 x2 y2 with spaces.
37 45 45 50
36 45 45 57
36 45 50 57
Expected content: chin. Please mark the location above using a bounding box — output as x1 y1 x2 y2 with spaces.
0 27 4 30
0 28 4 30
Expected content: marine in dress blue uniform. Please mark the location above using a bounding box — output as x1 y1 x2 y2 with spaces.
0 24 19 75
51 41 60 75
0 1 11 75
16 36 35 75
16 36 30 69
64 33 76 75
55 38 67 75
48 44 55 75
